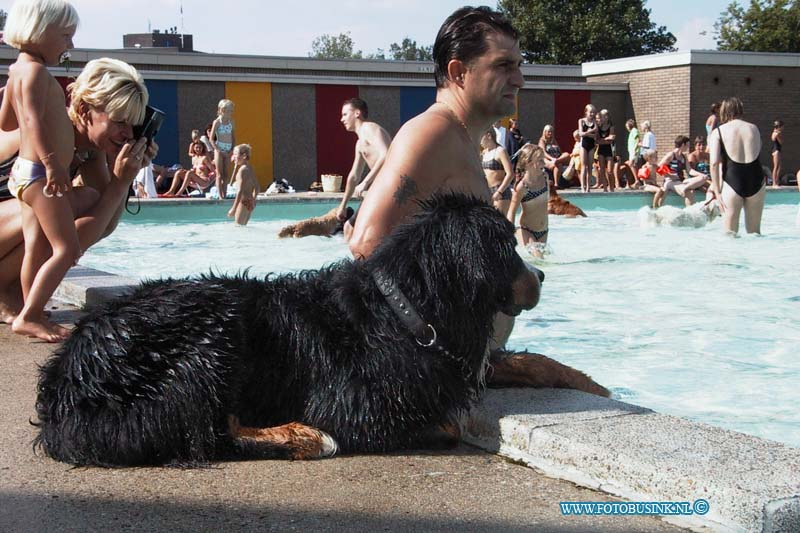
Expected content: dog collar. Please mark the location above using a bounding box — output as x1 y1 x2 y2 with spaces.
372 270 451 357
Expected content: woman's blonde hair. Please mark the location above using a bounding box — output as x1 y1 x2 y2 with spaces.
218 99 234 115
67 58 148 126
516 143 544 174
3 0 79 49
719 97 744 124
234 144 251 158
641 120 651 132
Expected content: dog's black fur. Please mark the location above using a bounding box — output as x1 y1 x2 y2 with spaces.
34 193 538 466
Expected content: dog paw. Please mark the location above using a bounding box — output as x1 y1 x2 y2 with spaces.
318 430 339 458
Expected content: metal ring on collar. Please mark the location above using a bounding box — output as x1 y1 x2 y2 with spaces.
416 324 437 347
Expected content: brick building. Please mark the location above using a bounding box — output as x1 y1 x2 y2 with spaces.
584 50 800 175
1 47 796 188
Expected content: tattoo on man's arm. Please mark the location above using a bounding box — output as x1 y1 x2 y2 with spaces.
393 175 418 206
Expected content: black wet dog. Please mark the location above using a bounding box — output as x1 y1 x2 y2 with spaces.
34 193 557 466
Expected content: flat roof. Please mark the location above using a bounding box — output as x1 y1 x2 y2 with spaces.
583 49 800 76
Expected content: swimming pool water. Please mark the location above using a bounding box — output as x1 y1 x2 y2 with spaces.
81 193 800 449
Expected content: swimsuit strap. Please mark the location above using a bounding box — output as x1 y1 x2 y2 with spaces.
521 183 549 203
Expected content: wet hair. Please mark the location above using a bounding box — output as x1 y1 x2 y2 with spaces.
516 144 544 174
719 97 743 123
643 148 657 161
694 136 706 145
343 97 369 119
218 99 234 115
234 143 251 158
774 120 784 128
710 102 720 114
4 0 79 49
67 58 148 126
625 118 636 129
674 135 690 148
433 6 519 88
190 141 207 155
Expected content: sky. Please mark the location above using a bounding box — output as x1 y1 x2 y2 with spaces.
32 0 728 60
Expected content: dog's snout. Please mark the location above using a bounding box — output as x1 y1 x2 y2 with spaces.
527 263 545 283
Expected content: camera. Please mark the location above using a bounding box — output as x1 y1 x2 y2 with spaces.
133 105 165 144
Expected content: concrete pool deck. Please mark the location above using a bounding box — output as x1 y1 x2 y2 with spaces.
47 261 800 533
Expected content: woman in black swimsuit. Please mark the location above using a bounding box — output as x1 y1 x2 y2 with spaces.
771 120 783 189
480 128 514 214
709 97 766 234
595 109 615 192
577 104 598 193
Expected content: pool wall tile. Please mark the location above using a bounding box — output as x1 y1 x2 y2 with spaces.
225 81 274 188
145 80 180 167
315 84 359 188
177 81 226 170
272 84 318 190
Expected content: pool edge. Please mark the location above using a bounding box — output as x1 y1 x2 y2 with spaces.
56 265 800 533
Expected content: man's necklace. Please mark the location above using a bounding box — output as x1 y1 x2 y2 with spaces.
436 101 470 138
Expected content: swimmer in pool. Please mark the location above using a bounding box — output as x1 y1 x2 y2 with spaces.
507 144 549 258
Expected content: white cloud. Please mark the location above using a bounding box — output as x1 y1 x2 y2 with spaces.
674 17 717 51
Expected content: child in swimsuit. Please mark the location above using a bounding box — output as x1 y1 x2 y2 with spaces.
577 104 598 193
507 144 549 258
638 149 665 209
595 109 615 192
0 0 98 342
227 144 259 226
211 98 235 198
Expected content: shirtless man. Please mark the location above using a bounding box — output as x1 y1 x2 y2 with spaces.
349 6 608 396
336 98 392 239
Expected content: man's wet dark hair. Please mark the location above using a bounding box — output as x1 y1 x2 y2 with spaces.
433 6 519 89
343 97 369 119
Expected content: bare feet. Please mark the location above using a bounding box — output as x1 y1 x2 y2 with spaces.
11 314 70 343
0 288 23 325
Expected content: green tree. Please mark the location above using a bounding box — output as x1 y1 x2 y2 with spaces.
498 0 676 64
715 0 800 52
309 32 363 59
388 37 433 61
